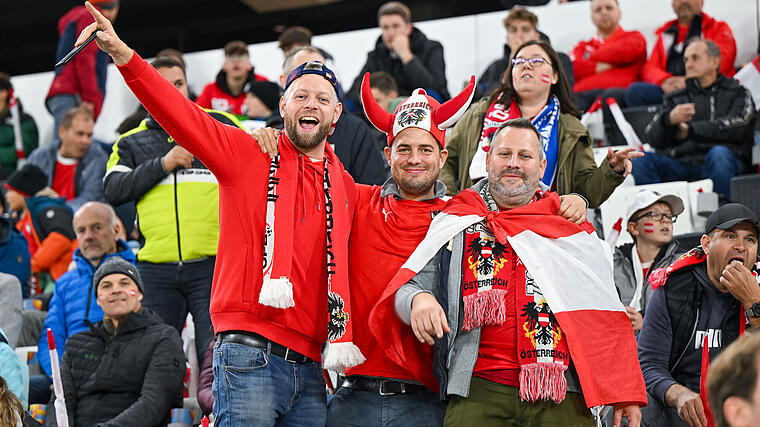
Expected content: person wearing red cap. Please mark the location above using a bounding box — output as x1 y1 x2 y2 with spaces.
79 4 359 425
46 0 119 132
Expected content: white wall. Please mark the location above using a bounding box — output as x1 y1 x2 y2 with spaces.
10 0 758 145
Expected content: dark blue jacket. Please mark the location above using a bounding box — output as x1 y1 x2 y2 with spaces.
37 240 135 378
0 216 30 297
638 260 742 405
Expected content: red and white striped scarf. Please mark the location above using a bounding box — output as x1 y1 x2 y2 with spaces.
259 134 364 371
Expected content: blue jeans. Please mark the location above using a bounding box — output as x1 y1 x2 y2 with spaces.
631 146 743 198
212 341 326 426
28 374 52 404
46 94 79 135
137 257 215 364
624 82 664 107
327 382 445 427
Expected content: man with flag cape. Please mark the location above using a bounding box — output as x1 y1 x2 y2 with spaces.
370 118 646 426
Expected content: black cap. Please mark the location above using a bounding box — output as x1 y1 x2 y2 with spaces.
93 257 143 294
705 203 760 235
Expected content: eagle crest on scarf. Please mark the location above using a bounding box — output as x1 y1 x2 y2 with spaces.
467 236 508 278
521 299 562 347
328 292 349 341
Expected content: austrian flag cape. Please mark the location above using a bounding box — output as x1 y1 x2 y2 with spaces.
370 189 646 408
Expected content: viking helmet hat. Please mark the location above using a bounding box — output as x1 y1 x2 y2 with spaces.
360 72 476 148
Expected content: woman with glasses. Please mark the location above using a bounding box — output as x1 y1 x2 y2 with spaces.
440 40 641 207
614 190 685 333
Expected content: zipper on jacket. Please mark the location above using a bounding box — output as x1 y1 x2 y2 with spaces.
173 171 183 263
672 306 700 371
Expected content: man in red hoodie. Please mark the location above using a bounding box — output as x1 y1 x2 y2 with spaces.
624 0 736 107
78 3 359 425
571 0 647 112
194 40 268 115
46 0 119 132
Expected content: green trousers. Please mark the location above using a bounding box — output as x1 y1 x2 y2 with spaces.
444 376 595 427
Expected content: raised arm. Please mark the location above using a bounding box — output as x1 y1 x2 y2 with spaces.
77 2 260 184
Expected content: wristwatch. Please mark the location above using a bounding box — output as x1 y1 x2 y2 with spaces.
745 301 760 318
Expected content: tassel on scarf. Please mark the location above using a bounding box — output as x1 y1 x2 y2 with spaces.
462 289 507 331
258 277 295 308
323 341 366 372
519 362 568 404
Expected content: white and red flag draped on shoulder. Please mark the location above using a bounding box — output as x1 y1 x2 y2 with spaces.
369 189 647 408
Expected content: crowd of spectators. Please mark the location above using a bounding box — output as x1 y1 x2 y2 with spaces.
0 0 758 425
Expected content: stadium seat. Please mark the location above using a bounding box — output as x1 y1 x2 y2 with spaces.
730 174 760 216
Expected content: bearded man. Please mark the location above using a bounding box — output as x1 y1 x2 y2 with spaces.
78 3 359 425
371 118 646 426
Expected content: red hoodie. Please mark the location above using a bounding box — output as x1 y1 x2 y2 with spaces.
46 6 109 120
344 184 445 383
195 71 269 115
118 53 356 362
570 27 647 92
642 12 736 85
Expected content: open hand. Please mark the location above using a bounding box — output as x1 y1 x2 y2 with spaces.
250 127 281 158
607 147 644 176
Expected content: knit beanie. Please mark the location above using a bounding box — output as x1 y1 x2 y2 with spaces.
93 257 143 294
5 164 48 197
245 81 282 113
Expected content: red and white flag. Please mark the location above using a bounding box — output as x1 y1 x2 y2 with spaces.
47 328 69 427
735 55 760 111
580 96 604 144
606 217 623 248
607 98 644 151
370 190 646 408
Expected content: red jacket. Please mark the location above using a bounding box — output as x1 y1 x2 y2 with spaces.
570 27 647 92
344 184 445 383
118 53 356 362
46 6 109 119
642 13 736 85
195 70 269 115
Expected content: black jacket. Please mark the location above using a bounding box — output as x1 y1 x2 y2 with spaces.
103 111 239 205
645 74 756 166
347 27 450 105
329 112 389 185
49 308 185 427
637 258 742 405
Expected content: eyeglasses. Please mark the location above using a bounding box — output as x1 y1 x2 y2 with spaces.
633 211 678 223
511 57 551 68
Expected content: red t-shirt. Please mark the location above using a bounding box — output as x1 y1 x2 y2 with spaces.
473 239 526 386
52 155 78 201
344 185 446 381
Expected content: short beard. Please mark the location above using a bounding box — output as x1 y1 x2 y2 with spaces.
285 117 331 150
488 168 539 208
397 174 436 198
